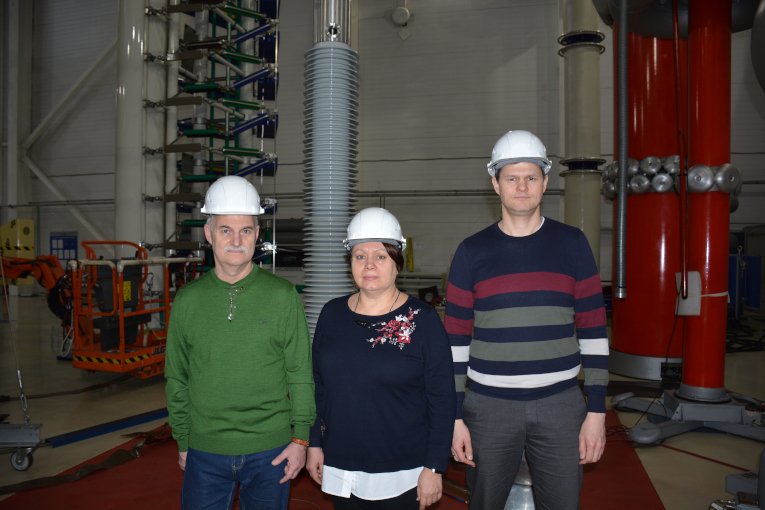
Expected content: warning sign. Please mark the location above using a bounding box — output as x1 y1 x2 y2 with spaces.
123 281 131 302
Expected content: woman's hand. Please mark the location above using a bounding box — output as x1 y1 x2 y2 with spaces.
306 447 324 486
416 468 443 509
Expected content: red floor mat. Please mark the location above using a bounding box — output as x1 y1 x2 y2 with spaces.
0 411 662 509
581 411 665 509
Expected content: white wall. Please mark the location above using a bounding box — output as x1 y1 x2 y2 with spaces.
27 0 118 257
7 0 765 278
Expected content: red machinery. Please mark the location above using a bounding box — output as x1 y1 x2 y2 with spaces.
609 31 687 379
0 253 73 326
70 241 202 379
670 0 732 401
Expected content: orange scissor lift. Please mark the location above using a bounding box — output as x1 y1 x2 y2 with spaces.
70 241 203 379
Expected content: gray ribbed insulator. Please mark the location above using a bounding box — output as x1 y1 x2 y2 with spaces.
302 41 359 337
730 195 740 213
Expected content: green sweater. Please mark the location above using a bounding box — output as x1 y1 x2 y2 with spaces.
165 266 315 455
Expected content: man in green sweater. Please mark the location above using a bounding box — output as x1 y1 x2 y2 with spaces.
165 175 315 510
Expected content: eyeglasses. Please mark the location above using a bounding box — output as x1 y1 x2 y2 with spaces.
228 286 244 322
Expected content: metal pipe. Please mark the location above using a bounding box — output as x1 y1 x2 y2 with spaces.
208 100 245 119
116 256 204 272
23 39 117 149
614 0 629 300
314 0 351 45
672 0 689 299
212 53 247 76
213 7 246 34
591 0 758 39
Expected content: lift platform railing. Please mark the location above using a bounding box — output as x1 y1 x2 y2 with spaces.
68 242 202 379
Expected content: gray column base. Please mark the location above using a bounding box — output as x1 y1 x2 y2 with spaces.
613 390 765 444
676 383 731 403
609 348 682 381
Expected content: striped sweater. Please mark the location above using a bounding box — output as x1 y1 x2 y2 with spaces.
445 218 608 416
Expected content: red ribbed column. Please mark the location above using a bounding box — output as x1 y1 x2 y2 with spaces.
679 0 731 400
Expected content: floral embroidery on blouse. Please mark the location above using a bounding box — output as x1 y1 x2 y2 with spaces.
367 308 421 349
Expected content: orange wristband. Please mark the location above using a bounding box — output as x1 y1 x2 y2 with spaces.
291 437 309 446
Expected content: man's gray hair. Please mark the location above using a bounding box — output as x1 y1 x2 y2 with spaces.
205 215 215 228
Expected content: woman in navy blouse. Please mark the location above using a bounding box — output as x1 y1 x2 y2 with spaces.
306 208 456 510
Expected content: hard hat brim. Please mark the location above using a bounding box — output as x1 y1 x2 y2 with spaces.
488 157 552 176
344 238 407 251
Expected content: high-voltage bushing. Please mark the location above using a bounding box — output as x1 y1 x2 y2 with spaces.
302 39 359 337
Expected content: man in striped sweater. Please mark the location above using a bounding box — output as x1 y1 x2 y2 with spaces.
446 130 608 510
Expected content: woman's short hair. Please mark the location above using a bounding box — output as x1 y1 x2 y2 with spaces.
345 242 404 273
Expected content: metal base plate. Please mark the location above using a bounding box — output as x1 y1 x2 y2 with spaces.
615 390 765 444
609 348 682 380
0 423 42 448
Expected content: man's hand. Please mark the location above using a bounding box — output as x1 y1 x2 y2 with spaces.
306 447 324 486
578 412 606 464
271 442 308 484
416 469 443 510
178 451 187 471
451 419 475 467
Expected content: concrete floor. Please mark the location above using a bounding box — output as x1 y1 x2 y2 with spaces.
1 292 765 509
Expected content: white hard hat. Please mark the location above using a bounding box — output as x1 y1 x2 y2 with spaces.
487 130 552 177
201 175 265 215
343 207 407 251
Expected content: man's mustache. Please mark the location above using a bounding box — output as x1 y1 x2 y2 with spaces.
224 245 250 255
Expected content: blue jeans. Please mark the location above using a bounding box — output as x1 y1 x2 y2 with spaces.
181 444 290 510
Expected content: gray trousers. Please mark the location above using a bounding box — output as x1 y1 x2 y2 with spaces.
463 386 587 510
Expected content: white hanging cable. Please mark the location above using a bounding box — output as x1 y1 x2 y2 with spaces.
0 252 31 425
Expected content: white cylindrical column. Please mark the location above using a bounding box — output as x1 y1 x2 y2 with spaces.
115 0 147 254
164 0 181 256
239 0 256 164
144 0 168 309
144 3 167 242
559 0 604 268
190 9 209 253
